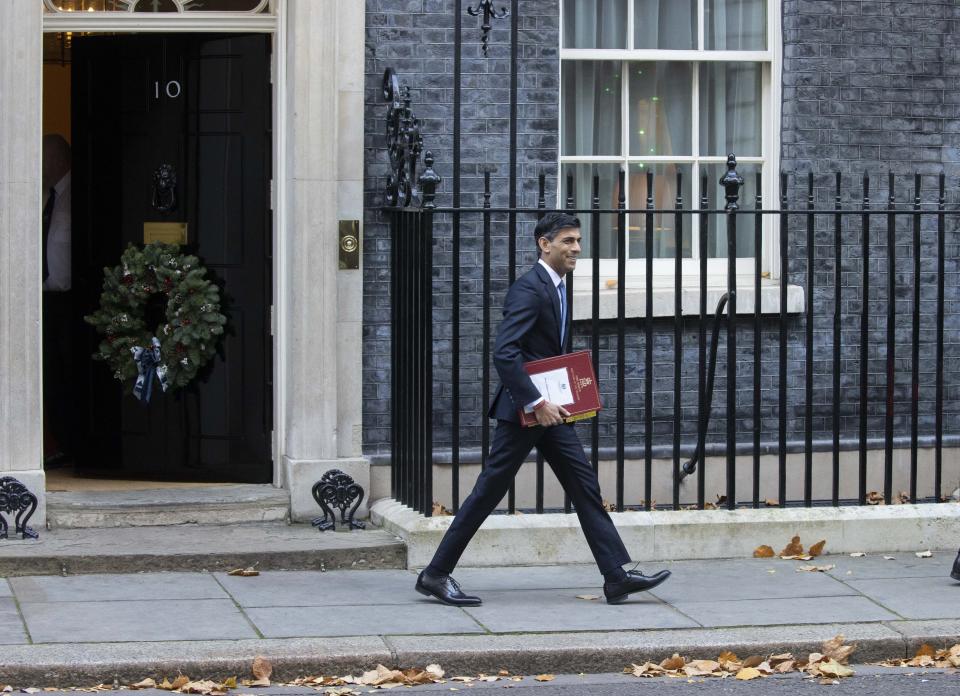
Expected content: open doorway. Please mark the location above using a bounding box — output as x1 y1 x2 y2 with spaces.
42 31 274 490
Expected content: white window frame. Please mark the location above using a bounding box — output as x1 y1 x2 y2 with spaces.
558 0 782 286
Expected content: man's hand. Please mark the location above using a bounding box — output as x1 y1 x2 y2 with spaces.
534 401 571 427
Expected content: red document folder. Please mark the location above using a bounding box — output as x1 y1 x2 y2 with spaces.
519 350 602 427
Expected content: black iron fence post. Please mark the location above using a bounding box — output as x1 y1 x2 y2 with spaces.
720 155 742 510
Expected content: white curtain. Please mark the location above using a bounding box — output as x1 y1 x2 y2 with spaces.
634 0 696 49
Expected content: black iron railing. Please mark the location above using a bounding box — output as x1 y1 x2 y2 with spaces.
387 158 958 516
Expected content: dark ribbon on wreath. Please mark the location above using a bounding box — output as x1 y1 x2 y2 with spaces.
131 337 171 404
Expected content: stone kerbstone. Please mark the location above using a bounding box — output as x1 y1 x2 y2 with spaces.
372 497 960 567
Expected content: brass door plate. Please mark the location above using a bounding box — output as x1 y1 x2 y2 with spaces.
339 220 360 270
143 222 188 245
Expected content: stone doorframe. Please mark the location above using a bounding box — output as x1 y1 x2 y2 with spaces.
0 0 366 526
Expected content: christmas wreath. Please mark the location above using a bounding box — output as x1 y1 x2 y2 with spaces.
85 243 227 401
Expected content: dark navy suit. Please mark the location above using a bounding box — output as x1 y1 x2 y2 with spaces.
429 263 631 575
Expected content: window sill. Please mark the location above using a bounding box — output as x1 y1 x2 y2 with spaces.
570 276 805 321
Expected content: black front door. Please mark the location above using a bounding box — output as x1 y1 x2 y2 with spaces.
71 33 272 483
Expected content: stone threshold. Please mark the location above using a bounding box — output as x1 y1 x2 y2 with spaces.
371 498 960 568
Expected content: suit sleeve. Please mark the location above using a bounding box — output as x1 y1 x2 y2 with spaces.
493 281 543 408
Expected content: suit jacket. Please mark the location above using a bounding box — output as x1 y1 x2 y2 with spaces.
488 263 570 422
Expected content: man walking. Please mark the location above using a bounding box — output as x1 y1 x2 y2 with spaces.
416 212 670 606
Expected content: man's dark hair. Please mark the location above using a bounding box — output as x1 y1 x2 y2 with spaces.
534 211 581 248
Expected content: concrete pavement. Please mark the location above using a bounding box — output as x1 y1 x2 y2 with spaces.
0 552 958 686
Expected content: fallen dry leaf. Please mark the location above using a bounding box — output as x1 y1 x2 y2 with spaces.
796 564 835 573
130 679 156 690
627 663 665 678
432 501 452 516
822 635 856 665
222 678 237 689
735 667 762 681
817 659 854 678
753 545 775 558
915 550 933 558
866 491 884 505
251 656 272 682
158 678 175 690
228 567 260 577
764 498 779 507
808 540 826 557
780 535 804 557
893 491 911 504
575 594 600 601
660 654 686 671
171 676 190 691
683 660 721 677
534 675 555 682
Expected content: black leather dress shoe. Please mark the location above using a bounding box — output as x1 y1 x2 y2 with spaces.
603 569 672 604
951 550 960 582
415 570 482 606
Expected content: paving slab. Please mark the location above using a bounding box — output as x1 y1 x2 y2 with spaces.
10 573 227 603
215 569 416 607
671 594 901 628
845 576 960 619
0 577 11 597
20 598 258 643
461 588 699 633
0 597 29 645
647 558 858 603
246 602 484 638
823 554 953 580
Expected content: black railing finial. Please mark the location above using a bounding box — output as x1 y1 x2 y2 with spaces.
383 67 426 208
467 0 509 56
419 151 441 209
719 153 744 211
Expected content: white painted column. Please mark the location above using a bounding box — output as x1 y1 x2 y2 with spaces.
0 0 46 524
281 0 368 522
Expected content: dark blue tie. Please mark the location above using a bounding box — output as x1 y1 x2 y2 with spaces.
558 279 566 348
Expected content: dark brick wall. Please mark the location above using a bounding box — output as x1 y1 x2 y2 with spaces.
362 0 960 476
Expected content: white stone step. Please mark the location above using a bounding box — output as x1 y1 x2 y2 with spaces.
46 484 290 529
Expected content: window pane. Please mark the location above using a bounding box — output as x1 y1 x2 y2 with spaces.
705 0 767 50
703 163 760 258
563 0 628 49
627 163 693 259
561 163 622 259
699 62 762 157
634 0 696 49
561 61 622 156
629 63 692 157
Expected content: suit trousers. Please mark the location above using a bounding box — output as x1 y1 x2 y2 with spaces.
429 419 631 575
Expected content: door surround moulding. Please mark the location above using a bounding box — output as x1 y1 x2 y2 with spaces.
39 1 290 487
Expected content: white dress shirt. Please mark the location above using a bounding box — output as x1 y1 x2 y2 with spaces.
43 171 72 292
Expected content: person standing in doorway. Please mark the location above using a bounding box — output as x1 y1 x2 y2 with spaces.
41 133 74 469
415 211 671 606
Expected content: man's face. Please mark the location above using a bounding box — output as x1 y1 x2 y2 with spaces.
538 226 581 275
